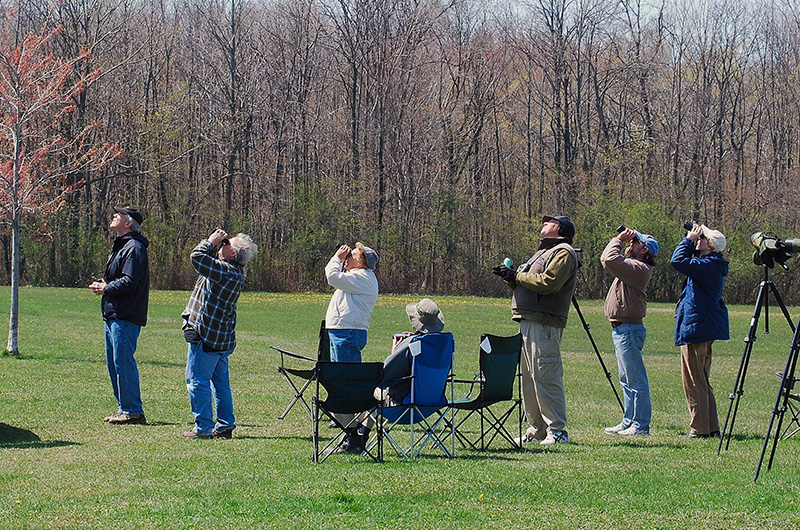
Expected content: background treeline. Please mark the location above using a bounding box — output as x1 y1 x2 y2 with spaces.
3 0 800 303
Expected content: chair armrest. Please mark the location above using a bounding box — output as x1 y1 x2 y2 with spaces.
378 374 413 389
270 345 317 367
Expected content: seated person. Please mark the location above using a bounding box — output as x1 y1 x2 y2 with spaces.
333 298 446 455
381 298 446 405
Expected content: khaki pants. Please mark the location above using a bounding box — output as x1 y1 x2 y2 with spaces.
520 319 567 435
680 341 719 436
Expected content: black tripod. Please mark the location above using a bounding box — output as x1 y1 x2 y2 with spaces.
571 296 624 413
754 316 800 481
718 266 796 454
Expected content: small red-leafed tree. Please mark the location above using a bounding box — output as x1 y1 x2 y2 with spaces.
0 12 121 354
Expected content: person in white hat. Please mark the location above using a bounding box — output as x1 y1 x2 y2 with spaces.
671 222 730 438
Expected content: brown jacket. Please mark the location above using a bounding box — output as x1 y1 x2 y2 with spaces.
510 240 578 328
601 237 652 324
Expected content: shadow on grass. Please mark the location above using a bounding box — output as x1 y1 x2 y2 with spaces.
0 423 78 449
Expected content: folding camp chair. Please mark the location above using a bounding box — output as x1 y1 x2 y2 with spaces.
378 332 455 458
447 333 523 451
312 361 384 463
271 320 330 420
776 372 800 440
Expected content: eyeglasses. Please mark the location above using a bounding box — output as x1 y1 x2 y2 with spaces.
221 238 230 246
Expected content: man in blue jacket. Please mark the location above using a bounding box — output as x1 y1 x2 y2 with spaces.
671 222 729 438
90 206 150 425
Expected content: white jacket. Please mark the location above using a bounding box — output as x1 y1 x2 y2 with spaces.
324 256 379 330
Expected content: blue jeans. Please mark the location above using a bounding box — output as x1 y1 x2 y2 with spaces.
185 342 235 435
105 319 144 415
327 329 367 362
612 323 651 430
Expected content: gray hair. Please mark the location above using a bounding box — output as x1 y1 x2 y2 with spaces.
231 233 257 265
125 215 141 233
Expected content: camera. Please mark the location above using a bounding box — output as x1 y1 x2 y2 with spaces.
683 221 694 231
751 232 800 269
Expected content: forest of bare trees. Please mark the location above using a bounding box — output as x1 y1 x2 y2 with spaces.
4 0 800 303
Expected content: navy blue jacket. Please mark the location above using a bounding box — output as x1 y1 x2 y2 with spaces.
102 231 150 326
670 237 729 346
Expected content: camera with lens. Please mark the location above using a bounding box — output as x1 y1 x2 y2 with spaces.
751 232 800 269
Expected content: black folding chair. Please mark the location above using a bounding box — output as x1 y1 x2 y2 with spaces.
447 333 523 451
271 320 330 420
776 372 800 440
312 361 384 463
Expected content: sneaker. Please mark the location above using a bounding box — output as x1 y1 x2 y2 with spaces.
212 428 233 439
617 425 649 436
603 422 630 435
514 431 545 445
182 430 212 439
540 431 569 445
106 413 147 425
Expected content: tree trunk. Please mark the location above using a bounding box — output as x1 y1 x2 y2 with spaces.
7 203 20 355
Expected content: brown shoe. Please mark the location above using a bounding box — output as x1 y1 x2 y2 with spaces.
182 430 212 439
106 413 147 425
212 428 233 439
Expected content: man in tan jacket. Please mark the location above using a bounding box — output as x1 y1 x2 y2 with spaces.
494 215 578 445
600 227 659 436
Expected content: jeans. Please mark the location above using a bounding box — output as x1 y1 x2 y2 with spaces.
185 342 235 435
105 319 144 415
327 329 367 362
612 323 651 430
327 329 367 424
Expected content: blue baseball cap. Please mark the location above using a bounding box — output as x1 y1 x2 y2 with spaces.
634 231 659 257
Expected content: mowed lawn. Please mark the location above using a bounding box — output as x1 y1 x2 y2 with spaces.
1 287 798 529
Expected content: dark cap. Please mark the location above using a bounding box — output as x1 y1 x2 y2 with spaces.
114 206 144 225
542 215 575 240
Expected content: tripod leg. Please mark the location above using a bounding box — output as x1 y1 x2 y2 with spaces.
755 322 800 481
718 281 768 453
767 282 797 334
571 297 624 413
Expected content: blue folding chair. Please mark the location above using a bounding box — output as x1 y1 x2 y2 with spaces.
379 332 455 458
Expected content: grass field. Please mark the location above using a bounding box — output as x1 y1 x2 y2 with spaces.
1 286 798 529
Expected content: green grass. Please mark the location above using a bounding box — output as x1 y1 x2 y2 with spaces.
1 286 799 529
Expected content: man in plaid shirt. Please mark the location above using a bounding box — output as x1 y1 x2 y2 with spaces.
181 227 258 439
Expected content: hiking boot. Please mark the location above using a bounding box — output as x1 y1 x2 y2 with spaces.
106 413 147 425
356 427 371 450
325 433 364 455
212 428 233 439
